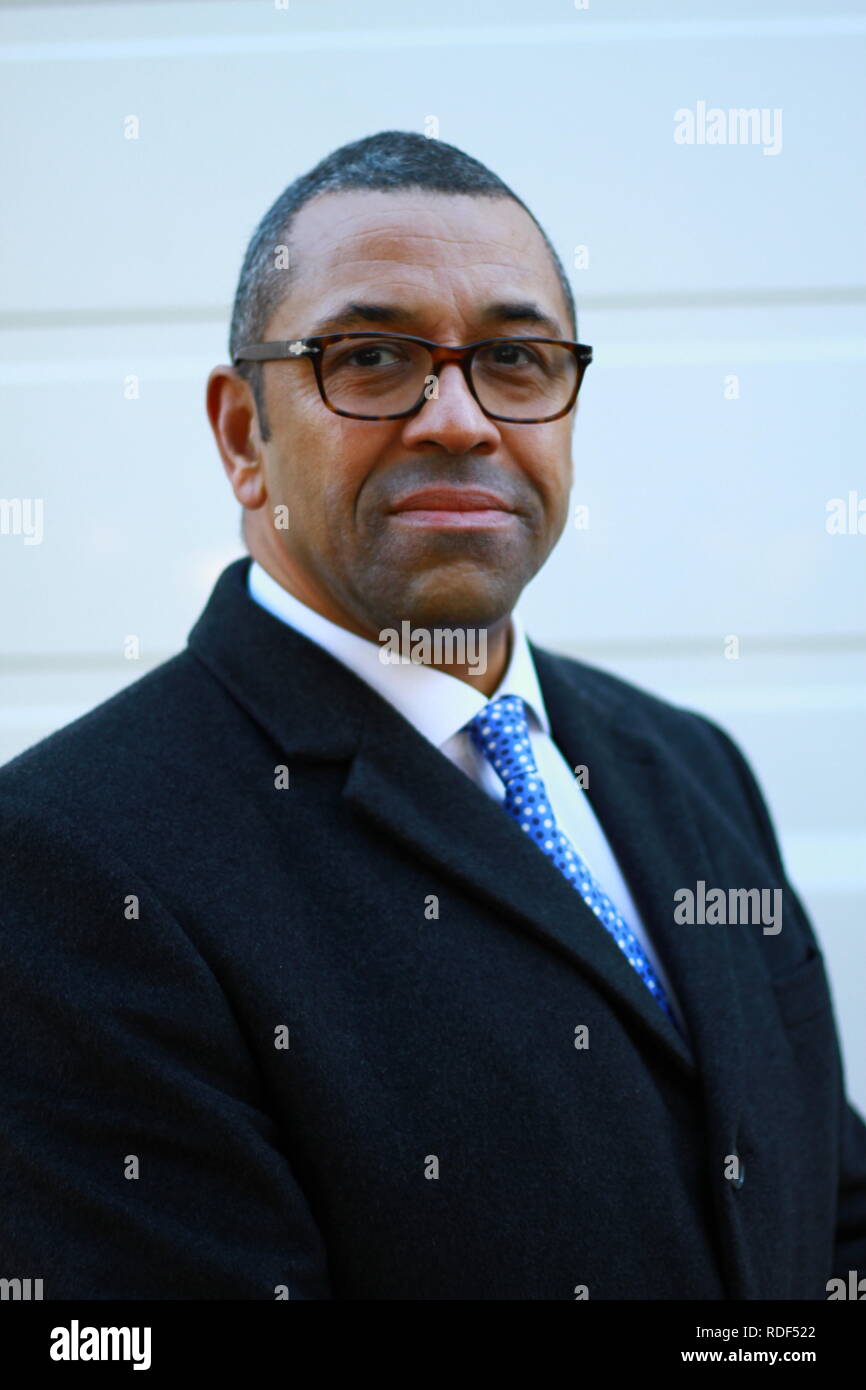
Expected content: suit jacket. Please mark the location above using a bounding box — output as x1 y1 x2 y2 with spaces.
1 556 864 1300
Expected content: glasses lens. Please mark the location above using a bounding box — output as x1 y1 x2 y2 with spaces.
319 336 580 419
320 337 432 416
471 340 579 420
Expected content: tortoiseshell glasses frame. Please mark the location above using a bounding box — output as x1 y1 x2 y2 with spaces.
232 332 593 423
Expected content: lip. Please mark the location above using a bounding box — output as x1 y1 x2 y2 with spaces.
388 487 514 514
389 508 516 530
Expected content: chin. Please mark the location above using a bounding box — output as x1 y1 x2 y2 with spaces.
354 550 539 635
394 582 518 634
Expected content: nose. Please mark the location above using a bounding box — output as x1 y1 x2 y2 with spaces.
399 362 500 453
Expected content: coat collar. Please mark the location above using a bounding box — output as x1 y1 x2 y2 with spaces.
246 558 553 748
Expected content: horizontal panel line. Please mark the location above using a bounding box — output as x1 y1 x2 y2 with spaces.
637 685 866 713
0 306 228 330
1 287 865 333
581 287 866 311
556 634 866 658
2 17 866 64
2 338 864 383
2 633 865 674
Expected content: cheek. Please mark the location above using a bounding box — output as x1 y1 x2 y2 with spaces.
519 442 572 512
548 436 574 498
297 421 387 524
322 417 398 506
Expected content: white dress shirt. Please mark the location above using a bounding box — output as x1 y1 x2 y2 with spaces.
247 559 685 1028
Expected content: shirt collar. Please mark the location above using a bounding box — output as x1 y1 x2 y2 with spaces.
247 559 551 751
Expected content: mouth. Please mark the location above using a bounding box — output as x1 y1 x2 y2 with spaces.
387 487 518 530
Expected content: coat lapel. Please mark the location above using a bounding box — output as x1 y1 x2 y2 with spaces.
531 643 747 1167
343 696 706 1073
338 599 756 1084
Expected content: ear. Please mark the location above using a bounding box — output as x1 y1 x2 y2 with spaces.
206 365 268 512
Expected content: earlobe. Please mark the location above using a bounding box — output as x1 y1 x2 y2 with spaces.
227 455 267 511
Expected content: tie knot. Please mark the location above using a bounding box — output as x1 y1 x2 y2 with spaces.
466 695 539 784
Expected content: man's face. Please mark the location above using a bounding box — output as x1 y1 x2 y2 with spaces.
246 190 577 637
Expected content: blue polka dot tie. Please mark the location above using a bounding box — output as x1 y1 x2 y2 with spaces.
466 694 682 1033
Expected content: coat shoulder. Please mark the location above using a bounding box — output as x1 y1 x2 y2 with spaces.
530 642 799 908
530 640 733 762
0 650 222 831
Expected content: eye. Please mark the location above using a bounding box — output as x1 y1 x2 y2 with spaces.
477 341 549 372
490 342 536 365
339 340 406 369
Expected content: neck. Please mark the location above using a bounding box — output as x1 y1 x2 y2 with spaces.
383 616 512 695
249 553 513 696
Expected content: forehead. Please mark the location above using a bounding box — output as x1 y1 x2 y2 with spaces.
281 189 566 326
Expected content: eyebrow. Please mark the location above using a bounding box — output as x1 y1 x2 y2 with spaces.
307 300 566 339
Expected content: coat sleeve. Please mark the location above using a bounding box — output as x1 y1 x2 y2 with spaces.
698 714 866 1282
0 799 333 1300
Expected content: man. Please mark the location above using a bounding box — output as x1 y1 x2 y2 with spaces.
1 131 864 1301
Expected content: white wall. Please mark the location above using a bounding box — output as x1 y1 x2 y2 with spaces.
1 0 864 1104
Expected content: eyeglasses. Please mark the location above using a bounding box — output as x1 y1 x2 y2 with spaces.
233 332 593 423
